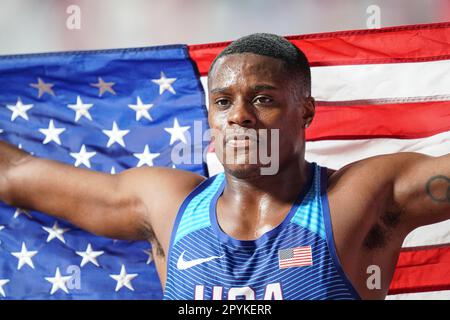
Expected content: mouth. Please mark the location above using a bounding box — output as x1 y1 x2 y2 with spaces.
226 139 250 148
225 133 258 147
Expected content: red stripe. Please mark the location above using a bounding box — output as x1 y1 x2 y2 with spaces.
280 259 312 264
289 253 311 257
280 261 313 268
280 263 312 267
281 258 313 262
280 261 312 266
389 245 450 295
289 255 312 259
188 22 450 75
293 247 311 252
280 262 313 267
306 100 450 141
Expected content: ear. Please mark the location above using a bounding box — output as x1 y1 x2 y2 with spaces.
302 96 315 128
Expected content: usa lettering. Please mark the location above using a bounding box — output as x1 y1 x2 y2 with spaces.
194 283 283 300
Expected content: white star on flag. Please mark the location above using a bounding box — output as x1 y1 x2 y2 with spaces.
45 268 72 295
0 279 9 297
70 144 96 168
76 243 104 267
42 221 70 244
0 225 4 231
90 77 116 97
29 78 55 98
110 265 138 292
102 121 130 148
11 242 38 270
151 71 176 95
164 118 190 145
67 96 94 122
143 249 153 265
133 145 160 167
128 96 154 121
7 98 33 121
39 119 66 145
13 208 32 219
110 166 116 174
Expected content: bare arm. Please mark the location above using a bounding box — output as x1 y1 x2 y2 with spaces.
0 141 204 241
390 152 450 230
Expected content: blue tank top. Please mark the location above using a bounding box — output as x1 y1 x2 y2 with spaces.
164 163 360 300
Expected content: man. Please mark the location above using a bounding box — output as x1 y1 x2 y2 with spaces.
0 33 449 300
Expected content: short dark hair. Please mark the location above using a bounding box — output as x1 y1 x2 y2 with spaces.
209 33 311 96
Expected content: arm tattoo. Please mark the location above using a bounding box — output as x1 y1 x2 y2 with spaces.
425 175 450 203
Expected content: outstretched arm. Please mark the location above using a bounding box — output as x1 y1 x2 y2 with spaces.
391 152 450 230
0 141 204 241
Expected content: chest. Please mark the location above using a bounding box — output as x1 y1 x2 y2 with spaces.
163 224 358 300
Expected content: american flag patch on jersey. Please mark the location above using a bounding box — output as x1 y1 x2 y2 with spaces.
278 246 313 269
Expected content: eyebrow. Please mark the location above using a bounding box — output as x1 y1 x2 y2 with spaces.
251 84 277 91
210 87 228 94
210 84 277 94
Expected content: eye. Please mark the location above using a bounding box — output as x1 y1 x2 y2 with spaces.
215 98 231 108
253 96 273 105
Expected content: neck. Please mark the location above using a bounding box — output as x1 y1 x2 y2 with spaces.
217 157 312 240
223 157 311 206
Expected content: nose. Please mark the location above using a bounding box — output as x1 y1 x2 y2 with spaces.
227 98 257 127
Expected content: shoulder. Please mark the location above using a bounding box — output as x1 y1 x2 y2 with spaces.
118 166 206 196
117 166 206 221
323 153 414 223
118 166 207 253
323 152 432 230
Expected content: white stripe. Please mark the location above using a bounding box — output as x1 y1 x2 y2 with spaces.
402 220 450 248
305 131 450 170
201 59 450 103
311 59 450 101
200 76 209 110
206 152 223 176
386 290 450 300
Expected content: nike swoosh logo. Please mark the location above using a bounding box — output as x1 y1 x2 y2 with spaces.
176 251 224 270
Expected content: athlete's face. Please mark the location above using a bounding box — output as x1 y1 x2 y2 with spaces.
208 53 315 178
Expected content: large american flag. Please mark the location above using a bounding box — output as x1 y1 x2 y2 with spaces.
0 21 449 300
